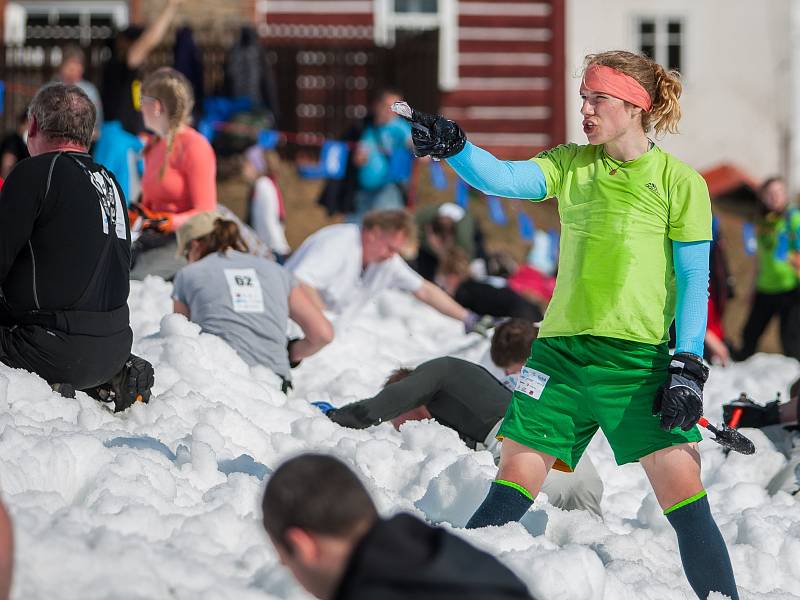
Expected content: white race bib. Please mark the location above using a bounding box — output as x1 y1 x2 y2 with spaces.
515 366 550 400
224 268 264 313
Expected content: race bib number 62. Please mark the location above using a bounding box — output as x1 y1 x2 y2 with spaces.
224 268 265 313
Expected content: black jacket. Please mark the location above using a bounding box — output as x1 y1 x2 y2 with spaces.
0 151 132 387
334 514 536 600
327 357 510 447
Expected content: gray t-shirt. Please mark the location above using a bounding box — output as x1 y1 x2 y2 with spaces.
172 250 296 379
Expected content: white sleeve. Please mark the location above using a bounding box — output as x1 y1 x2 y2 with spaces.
286 233 338 290
251 177 290 255
386 255 424 292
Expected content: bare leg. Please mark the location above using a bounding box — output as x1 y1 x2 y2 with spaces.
496 437 557 496
466 438 557 529
640 443 703 509
641 443 738 600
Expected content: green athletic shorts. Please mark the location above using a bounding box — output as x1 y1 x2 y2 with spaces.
497 335 702 471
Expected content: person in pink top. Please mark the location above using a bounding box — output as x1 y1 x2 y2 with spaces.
130 67 217 279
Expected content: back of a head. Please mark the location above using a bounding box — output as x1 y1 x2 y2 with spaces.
179 214 249 261
28 83 95 148
262 454 377 547
583 50 682 137
384 367 414 387
490 318 538 369
142 67 195 130
362 209 415 241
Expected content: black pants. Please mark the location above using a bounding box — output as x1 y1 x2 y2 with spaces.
0 324 132 389
739 288 800 360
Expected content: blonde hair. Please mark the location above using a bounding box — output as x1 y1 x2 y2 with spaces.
584 50 682 136
142 67 195 176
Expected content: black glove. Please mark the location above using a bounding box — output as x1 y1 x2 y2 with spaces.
287 338 302 368
722 394 780 428
398 105 466 159
652 352 709 431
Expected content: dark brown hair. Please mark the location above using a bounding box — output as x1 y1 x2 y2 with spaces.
194 219 249 260
262 454 377 549
490 318 538 368
384 367 414 387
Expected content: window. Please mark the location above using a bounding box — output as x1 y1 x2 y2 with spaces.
375 0 458 89
394 0 438 12
636 17 683 73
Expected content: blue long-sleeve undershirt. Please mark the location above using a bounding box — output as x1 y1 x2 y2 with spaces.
446 141 547 200
447 142 709 357
673 240 710 358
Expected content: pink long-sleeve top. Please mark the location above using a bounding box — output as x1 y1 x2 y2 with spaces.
141 126 217 229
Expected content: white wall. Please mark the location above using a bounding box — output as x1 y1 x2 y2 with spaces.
565 0 791 182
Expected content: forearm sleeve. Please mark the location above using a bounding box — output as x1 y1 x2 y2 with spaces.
446 141 547 200
327 358 446 428
673 240 710 357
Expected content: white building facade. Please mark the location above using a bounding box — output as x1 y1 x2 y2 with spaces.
566 0 792 185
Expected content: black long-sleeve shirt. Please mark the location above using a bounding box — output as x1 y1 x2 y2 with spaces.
0 151 131 312
327 356 510 446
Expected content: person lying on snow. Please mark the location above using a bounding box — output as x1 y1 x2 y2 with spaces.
315 319 604 516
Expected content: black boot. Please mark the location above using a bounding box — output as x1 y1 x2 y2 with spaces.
84 354 155 412
51 383 76 399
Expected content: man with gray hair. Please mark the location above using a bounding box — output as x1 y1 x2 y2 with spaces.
0 83 152 411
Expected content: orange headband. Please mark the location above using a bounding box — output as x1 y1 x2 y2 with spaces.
581 64 652 112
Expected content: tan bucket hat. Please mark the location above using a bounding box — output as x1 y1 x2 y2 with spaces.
175 210 224 258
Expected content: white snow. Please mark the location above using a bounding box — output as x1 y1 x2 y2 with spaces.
1 277 800 599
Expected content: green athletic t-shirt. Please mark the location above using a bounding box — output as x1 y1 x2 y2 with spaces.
531 143 712 345
755 208 800 293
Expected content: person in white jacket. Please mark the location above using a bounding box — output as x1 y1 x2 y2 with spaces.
244 145 290 262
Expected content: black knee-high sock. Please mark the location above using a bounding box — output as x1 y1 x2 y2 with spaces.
465 480 533 529
665 492 739 600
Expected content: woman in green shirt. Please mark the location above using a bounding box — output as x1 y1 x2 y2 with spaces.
737 176 800 360
398 50 738 599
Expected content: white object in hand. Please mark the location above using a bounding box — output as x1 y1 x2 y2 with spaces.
391 101 413 119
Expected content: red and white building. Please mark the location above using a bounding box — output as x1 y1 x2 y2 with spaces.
258 0 565 159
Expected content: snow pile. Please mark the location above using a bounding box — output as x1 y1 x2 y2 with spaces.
1 278 799 599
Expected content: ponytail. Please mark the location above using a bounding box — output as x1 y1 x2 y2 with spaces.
649 62 682 136
195 219 249 260
141 67 195 178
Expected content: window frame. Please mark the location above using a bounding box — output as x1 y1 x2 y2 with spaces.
374 0 458 90
633 15 685 75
